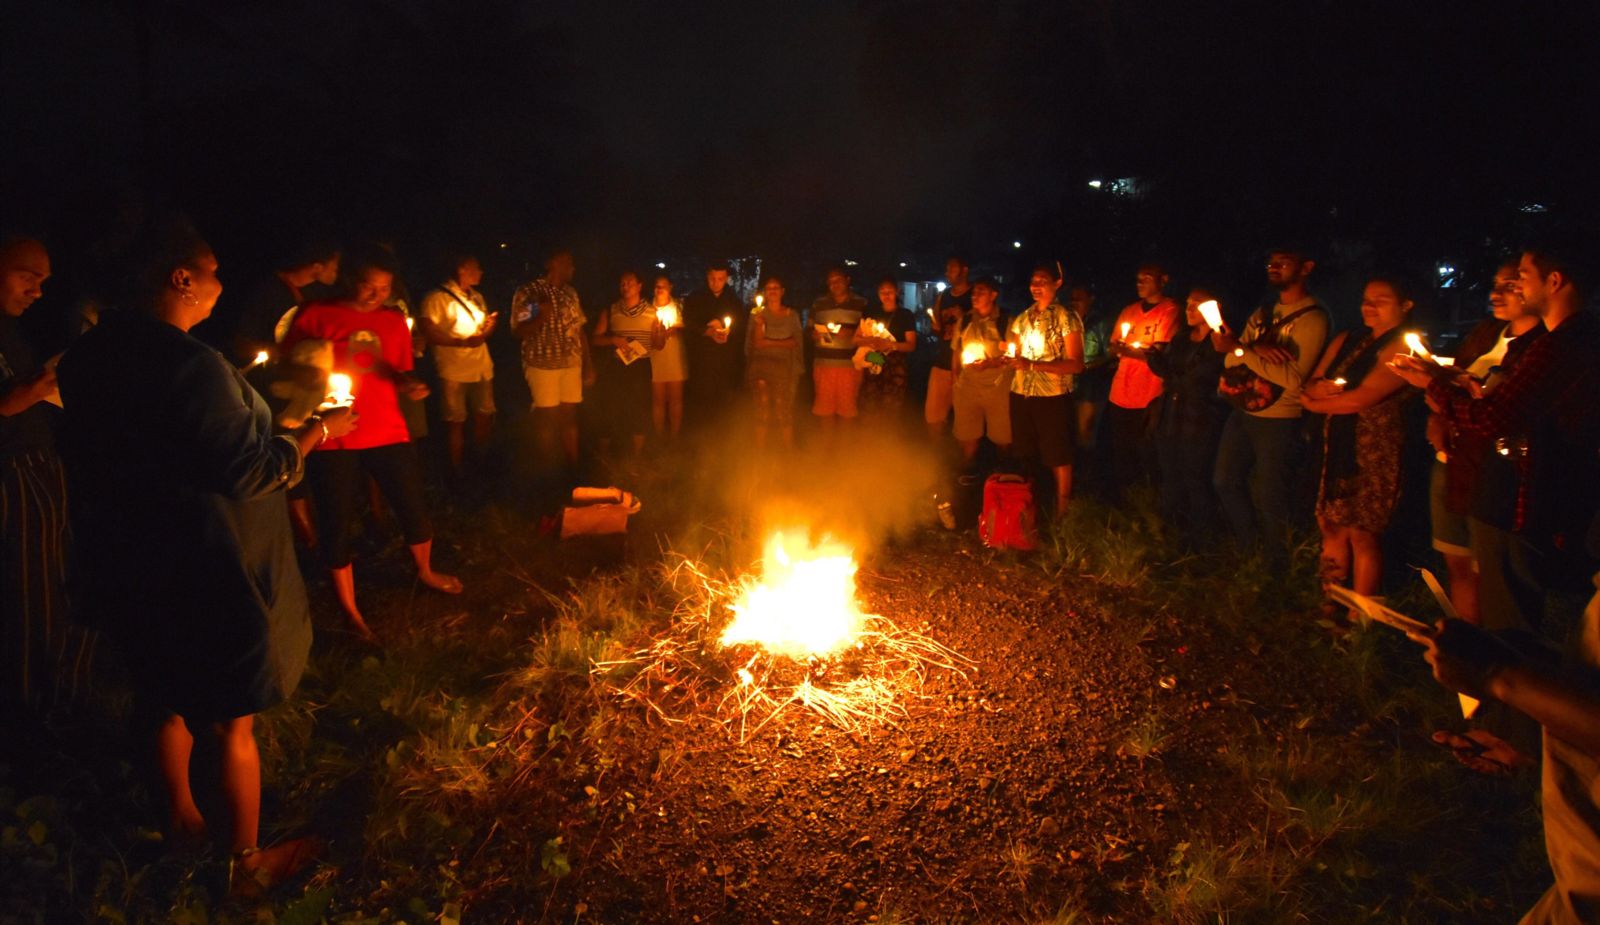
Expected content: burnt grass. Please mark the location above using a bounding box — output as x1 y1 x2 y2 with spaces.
2 444 1557 923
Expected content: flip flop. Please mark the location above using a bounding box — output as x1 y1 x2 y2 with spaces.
1430 730 1519 779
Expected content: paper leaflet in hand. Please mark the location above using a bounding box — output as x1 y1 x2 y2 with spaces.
616 340 650 366
1418 568 1482 719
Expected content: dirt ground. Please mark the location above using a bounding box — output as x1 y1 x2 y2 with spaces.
526 537 1256 923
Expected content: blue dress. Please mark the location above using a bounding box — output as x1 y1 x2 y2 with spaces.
58 310 311 721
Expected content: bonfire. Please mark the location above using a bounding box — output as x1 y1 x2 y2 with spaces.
593 529 970 741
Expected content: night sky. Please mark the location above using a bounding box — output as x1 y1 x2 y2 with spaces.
3 0 1597 305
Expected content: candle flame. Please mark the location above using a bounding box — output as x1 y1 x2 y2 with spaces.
961 340 988 365
1197 299 1224 332
1333 377 1348 387
1403 331 1431 358
723 314 733 330
754 294 764 308
1233 348 1245 358
405 316 415 332
1005 342 1018 358
1022 329 1046 359
826 322 842 335
327 372 355 406
656 304 681 328
1120 321 1132 339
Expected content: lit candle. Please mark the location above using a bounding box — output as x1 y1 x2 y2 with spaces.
961 340 988 365
1233 348 1245 358
326 372 355 407
1005 342 1018 358
1332 377 1348 387
1120 321 1132 341
826 322 842 335
755 294 764 309
656 304 681 329
405 316 415 332
1435 356 1455 367
722 314 734 330
243 349 270 371
1403 331 1431 359
1197 300 1224 332
1023 329 1046 360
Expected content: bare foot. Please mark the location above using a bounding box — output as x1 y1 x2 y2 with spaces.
342 612 379 646
418 570 463 594
231 837 323 898
167 814 207 852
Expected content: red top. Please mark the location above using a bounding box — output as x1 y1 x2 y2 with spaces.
1109 298 1181 409
283 301 414 450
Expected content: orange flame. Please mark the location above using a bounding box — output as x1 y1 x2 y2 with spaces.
720 532 865 660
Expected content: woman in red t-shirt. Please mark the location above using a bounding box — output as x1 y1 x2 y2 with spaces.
283 252 462 642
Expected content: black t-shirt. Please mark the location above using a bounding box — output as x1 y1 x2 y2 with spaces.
933 288 974 368
0 315 57 460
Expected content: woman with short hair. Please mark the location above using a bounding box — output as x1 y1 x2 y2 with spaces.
1005 265 1085 516
58 219 357 893
648 274 689 440
590 269 658 457
745 276 802 451
283 249 462 643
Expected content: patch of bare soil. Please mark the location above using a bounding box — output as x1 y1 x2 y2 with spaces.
542 537 1254 923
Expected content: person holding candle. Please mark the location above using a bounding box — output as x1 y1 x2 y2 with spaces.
648 273 689 441
57 218 356 893
590 269 659 458
1391 239 1600 773
925 257 975 441
951 278 1013 462
284 248 463 643
746 275 802 451
420 253 497 476
1005 265 1085 517
1106 263 1180 501
1210 246 1330 550
857 277 917 426
810 266 868 441
1299 275 1416 613
683 261 745 431
1145 287 1228 545
1426 261 1544 625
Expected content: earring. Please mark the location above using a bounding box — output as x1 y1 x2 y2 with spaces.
181 289 198 306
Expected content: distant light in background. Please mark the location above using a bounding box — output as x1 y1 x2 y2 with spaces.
1436 262 1460 289
656 261 667 269
898 262 907 268
935 282 947 292
1088 179 1103 189
1012 240 1022 249
1519 202 1548 213
499 242 507 249
844 258 859 267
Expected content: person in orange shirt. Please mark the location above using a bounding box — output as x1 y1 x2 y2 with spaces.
1106 264 1180 501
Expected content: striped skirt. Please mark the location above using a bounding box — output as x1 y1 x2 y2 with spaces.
2 449 95 713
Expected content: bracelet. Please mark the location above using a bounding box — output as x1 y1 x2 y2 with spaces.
307 415 328 447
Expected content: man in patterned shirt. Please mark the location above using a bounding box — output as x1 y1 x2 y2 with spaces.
512 249 591 469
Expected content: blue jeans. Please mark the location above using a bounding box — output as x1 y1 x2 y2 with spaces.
1212 410 1301 548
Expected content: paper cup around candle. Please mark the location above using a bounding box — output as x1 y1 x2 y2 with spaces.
1197 299 1224 332
1120 321 1132 339
326 372 355 408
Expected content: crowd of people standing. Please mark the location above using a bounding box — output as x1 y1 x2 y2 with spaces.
2 218 1598 916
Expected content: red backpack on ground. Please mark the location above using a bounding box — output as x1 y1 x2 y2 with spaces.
979 473 1038 551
